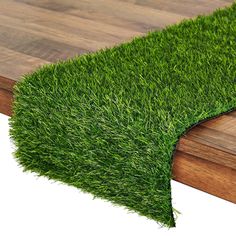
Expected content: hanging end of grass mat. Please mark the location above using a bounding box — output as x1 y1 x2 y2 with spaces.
9 3 236 227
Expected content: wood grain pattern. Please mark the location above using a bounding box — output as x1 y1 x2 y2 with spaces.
0 0 235 204
173 151 236 204
0 88 13 117
0 0 232 81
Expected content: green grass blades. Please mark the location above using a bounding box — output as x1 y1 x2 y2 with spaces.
10 4 236 227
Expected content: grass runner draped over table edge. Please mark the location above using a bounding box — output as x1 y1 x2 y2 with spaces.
10 3 236 227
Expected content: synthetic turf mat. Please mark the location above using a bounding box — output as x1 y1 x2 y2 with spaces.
10 4 236 227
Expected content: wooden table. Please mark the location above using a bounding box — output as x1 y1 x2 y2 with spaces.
0 0 235 203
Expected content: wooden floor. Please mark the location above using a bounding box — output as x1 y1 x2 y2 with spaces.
0 0 235 203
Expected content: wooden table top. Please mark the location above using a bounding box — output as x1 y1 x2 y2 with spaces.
0 0 235 203
0 0 233 81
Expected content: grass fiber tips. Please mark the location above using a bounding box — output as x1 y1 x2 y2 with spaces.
10 4 236 227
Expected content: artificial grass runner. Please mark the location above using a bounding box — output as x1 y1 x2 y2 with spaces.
10 4 236 227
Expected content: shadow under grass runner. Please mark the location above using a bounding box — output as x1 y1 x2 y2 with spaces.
10 4 236 227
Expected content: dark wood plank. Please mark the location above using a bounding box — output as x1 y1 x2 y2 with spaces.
0 75 16 91
0 88 13 117
0 76 15 116
177 137 236 170
201 115 236 137
186 126 236 155
173 151 236 204
0 25 89 62
0 46 49 80
227 111 236 118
